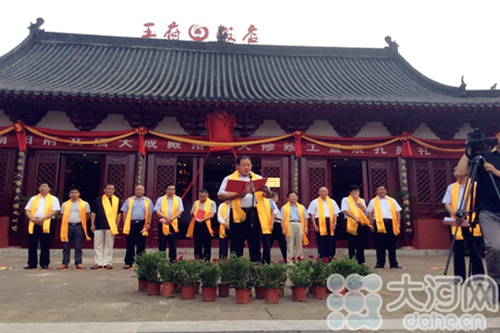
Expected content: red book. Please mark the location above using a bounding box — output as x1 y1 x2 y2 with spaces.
225 178 268 193
195 209 206 220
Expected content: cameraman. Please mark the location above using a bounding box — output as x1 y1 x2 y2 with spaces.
456 131 500 296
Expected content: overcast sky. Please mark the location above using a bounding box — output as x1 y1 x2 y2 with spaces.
1 0 498 90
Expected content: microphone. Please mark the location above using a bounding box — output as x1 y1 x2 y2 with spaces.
248 172 253 179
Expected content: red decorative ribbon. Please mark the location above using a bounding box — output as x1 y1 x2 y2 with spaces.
14 121 26 152
293 131 304 158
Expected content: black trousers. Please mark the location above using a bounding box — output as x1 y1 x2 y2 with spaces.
315 218 335 260
269 222 287 261
374 219 399 268
124 220 147 266
229 207 254 258
219 230 230 259
28 224 52 268
347 225 369 264
452 227 484 282
194 221 212 261
261 233 273 264
158 225 177 263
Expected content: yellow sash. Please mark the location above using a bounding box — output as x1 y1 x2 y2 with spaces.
374 196 399 235
346 195 370 236
219 202 228 239
450 181 481 240
29 194 54 234
160 195 180 235
123 197 150 237
228 171 272 234
282 202 309 245
186 199 214 238
317 197 335 236
60 199 90 242
102 195 119 235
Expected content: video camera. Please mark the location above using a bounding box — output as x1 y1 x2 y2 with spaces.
466 128 498 158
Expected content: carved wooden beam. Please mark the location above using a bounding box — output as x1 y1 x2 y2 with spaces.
328 115 366 137
235 112 264 137
276 109 314 134
124 106 164 130
66 104 108 131
383 114 420 136
426 118 463 140
176 109 206 135
4 101 47 126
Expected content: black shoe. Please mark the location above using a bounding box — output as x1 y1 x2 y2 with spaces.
374 265 384 269
24 266 36 269
391 265 404 269
41 265 49 269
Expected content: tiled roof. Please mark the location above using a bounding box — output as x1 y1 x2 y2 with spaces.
1 30 499 107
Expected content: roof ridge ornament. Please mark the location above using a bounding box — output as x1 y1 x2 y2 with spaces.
459 75 467 97
217 25 228 43
28 18 44 35
384 36 399 52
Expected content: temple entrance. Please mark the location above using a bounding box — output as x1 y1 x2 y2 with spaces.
60 154 103 202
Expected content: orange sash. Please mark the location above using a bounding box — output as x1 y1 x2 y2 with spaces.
317 197 335 236
102 195 119 235
29 194 54 234
450 181 481 240
160 195 180 235
282 202 309 245
123 197 150 237
374 196 399 235
60 199 90 241
346 195 370 235
186 199 214 238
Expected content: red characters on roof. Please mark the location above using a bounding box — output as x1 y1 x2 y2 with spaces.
242 25 258 44
142 23 156 39
188 24 209 42
164 22 180 40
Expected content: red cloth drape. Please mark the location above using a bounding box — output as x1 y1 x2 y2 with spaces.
205 110 236 151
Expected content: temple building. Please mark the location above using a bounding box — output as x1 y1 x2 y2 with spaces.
0 21 499 250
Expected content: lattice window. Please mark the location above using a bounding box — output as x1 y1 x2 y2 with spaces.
309 168 326 200
433 168 449 203
106 164 126 199
0 160 6 211
262 167 280 178
36 163 58 188
369 169 388 193
156 165 176 198
415 169 432 204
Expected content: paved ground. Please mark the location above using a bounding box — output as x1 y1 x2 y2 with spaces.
0 247 498 333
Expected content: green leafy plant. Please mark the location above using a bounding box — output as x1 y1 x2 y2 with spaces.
288 257 313 288
158 260 179 283
328 256 373 278
175 257 200 286
134 250 165 283
308 256 330 287
229 253 252 290
199 260 221 288
257 261 287 289
218 257 233 285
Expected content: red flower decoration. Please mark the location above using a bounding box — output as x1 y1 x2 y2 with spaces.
291 257 296 261
172 259 178 263
196 255 200 259
309 255 314 259
297 256 304 262
178 256 184 261
316 257 320 261
213 258 220 262
323 257 330 263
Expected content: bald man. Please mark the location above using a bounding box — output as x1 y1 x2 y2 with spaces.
120 185 154 269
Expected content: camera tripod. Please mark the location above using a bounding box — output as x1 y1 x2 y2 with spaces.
444 154 500 278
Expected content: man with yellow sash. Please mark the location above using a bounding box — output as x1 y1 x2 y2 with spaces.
341 185 371 265
120 185 154 269
24 183 60 269
280 191 309 264
367 185 403 269
442 166 484 282
218 156 272 262
58 188 90 270
307 187 340 261
90 183 121 270
217 200 231 259
154 183 184 263
187 189 216 260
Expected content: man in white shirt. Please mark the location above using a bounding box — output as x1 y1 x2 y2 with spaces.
188 189 216 260
367 185 403 269
217 200 231 259
218 156 271 262
307 187 340 260
25 183 60 269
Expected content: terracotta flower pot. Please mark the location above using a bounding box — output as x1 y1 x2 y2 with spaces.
161 282 175 298
201 287 217 302
292 286 307 302
264 288 280 304
138 278 147 292
181 285 197 299
235 288 251 304
255 287 266 299
218 284 230 297
147 282 161 296
312 285 327 299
